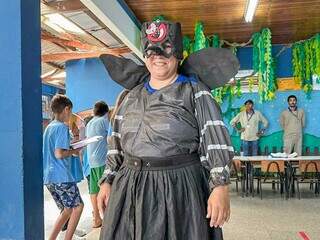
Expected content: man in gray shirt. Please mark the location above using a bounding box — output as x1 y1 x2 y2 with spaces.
280 95 305 156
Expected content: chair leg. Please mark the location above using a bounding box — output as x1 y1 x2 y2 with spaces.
251 178 255 198
235 180 239 193
290 176 294 198
257 179 260 194
241 177 245 198
259 180 262 200
296 180 300 200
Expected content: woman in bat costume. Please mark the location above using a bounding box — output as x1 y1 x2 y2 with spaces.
97 20 239 240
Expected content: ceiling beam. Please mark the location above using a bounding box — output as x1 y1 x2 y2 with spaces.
42 76 65 81
80 0 143 60
45 62 65 70
41 32 98 51
42 48 130 62
43 0 87 13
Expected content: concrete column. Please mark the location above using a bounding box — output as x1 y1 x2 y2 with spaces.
0 0 43 239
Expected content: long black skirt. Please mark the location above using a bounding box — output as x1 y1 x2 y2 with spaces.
100 157 223 240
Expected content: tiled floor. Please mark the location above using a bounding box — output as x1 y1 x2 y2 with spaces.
44 182 320 240
224 183 320 240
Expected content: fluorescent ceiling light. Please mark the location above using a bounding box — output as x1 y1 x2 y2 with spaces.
244 0 259 23
44 13 85 34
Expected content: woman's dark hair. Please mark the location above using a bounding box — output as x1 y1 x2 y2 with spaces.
93 101 109 117
50 94 73 114
287 95 297 102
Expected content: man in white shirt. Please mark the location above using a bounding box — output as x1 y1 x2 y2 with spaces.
230 99 268 156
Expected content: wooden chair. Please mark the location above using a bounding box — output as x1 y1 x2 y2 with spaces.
256 160 285 200
295 160 320 199
230 160 245 196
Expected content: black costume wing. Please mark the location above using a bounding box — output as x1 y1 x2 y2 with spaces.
99 47 239 90
99 54 149 90
180 47 239 89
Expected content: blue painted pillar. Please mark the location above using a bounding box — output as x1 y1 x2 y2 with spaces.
0 1 43 239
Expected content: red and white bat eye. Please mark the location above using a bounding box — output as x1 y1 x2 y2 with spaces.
146 23 167 42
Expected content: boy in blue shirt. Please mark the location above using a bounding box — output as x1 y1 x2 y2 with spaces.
85 101 109 228
43 95 83 240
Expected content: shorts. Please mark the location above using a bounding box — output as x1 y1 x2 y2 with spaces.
89 165 105 194
46 182 83 209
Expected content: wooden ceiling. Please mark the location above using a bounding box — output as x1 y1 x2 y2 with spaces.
125 0 320 44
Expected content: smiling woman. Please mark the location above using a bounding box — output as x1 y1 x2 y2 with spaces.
145 54 179 89
97 20 238 240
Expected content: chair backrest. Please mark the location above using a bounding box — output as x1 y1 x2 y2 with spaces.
232 160 242 172
299 160 320 173
314 147 319 156
261 160 285 173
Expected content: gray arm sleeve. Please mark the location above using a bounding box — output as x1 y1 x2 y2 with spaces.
193 82 234 191
98 107 125 185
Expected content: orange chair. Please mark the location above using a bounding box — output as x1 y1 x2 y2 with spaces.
256 160 285 200
295 160 320 199
230 160 244 195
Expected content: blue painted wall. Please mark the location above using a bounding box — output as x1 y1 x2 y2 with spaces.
66 58 123 112
231 45 320 137
222 90 320 138
236 44 292 77
0 0 43 239
42 83 64 96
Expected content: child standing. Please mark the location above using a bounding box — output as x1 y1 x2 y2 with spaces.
43 94 84 240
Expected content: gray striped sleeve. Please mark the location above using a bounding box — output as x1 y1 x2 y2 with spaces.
193 82 234 190
99 112 125 185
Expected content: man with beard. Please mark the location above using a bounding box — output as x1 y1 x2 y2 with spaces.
280 95 305 156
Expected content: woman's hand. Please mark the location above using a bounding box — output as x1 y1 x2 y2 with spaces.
97 182 112 218
206 185 230 228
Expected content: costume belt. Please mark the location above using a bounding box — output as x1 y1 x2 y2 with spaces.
124 153 200 171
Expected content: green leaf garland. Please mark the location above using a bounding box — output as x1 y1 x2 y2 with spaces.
253 28 276 102
193 21 206 52
292 33 320 96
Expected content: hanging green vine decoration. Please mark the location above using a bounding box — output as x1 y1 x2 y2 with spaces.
212 35 220 48
182 36 192 60
236 80 242 97
292 33 320 97
252 33 260 73
248 77 254 93
252 28 276 102
205 36 211 48
193 21 206 52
